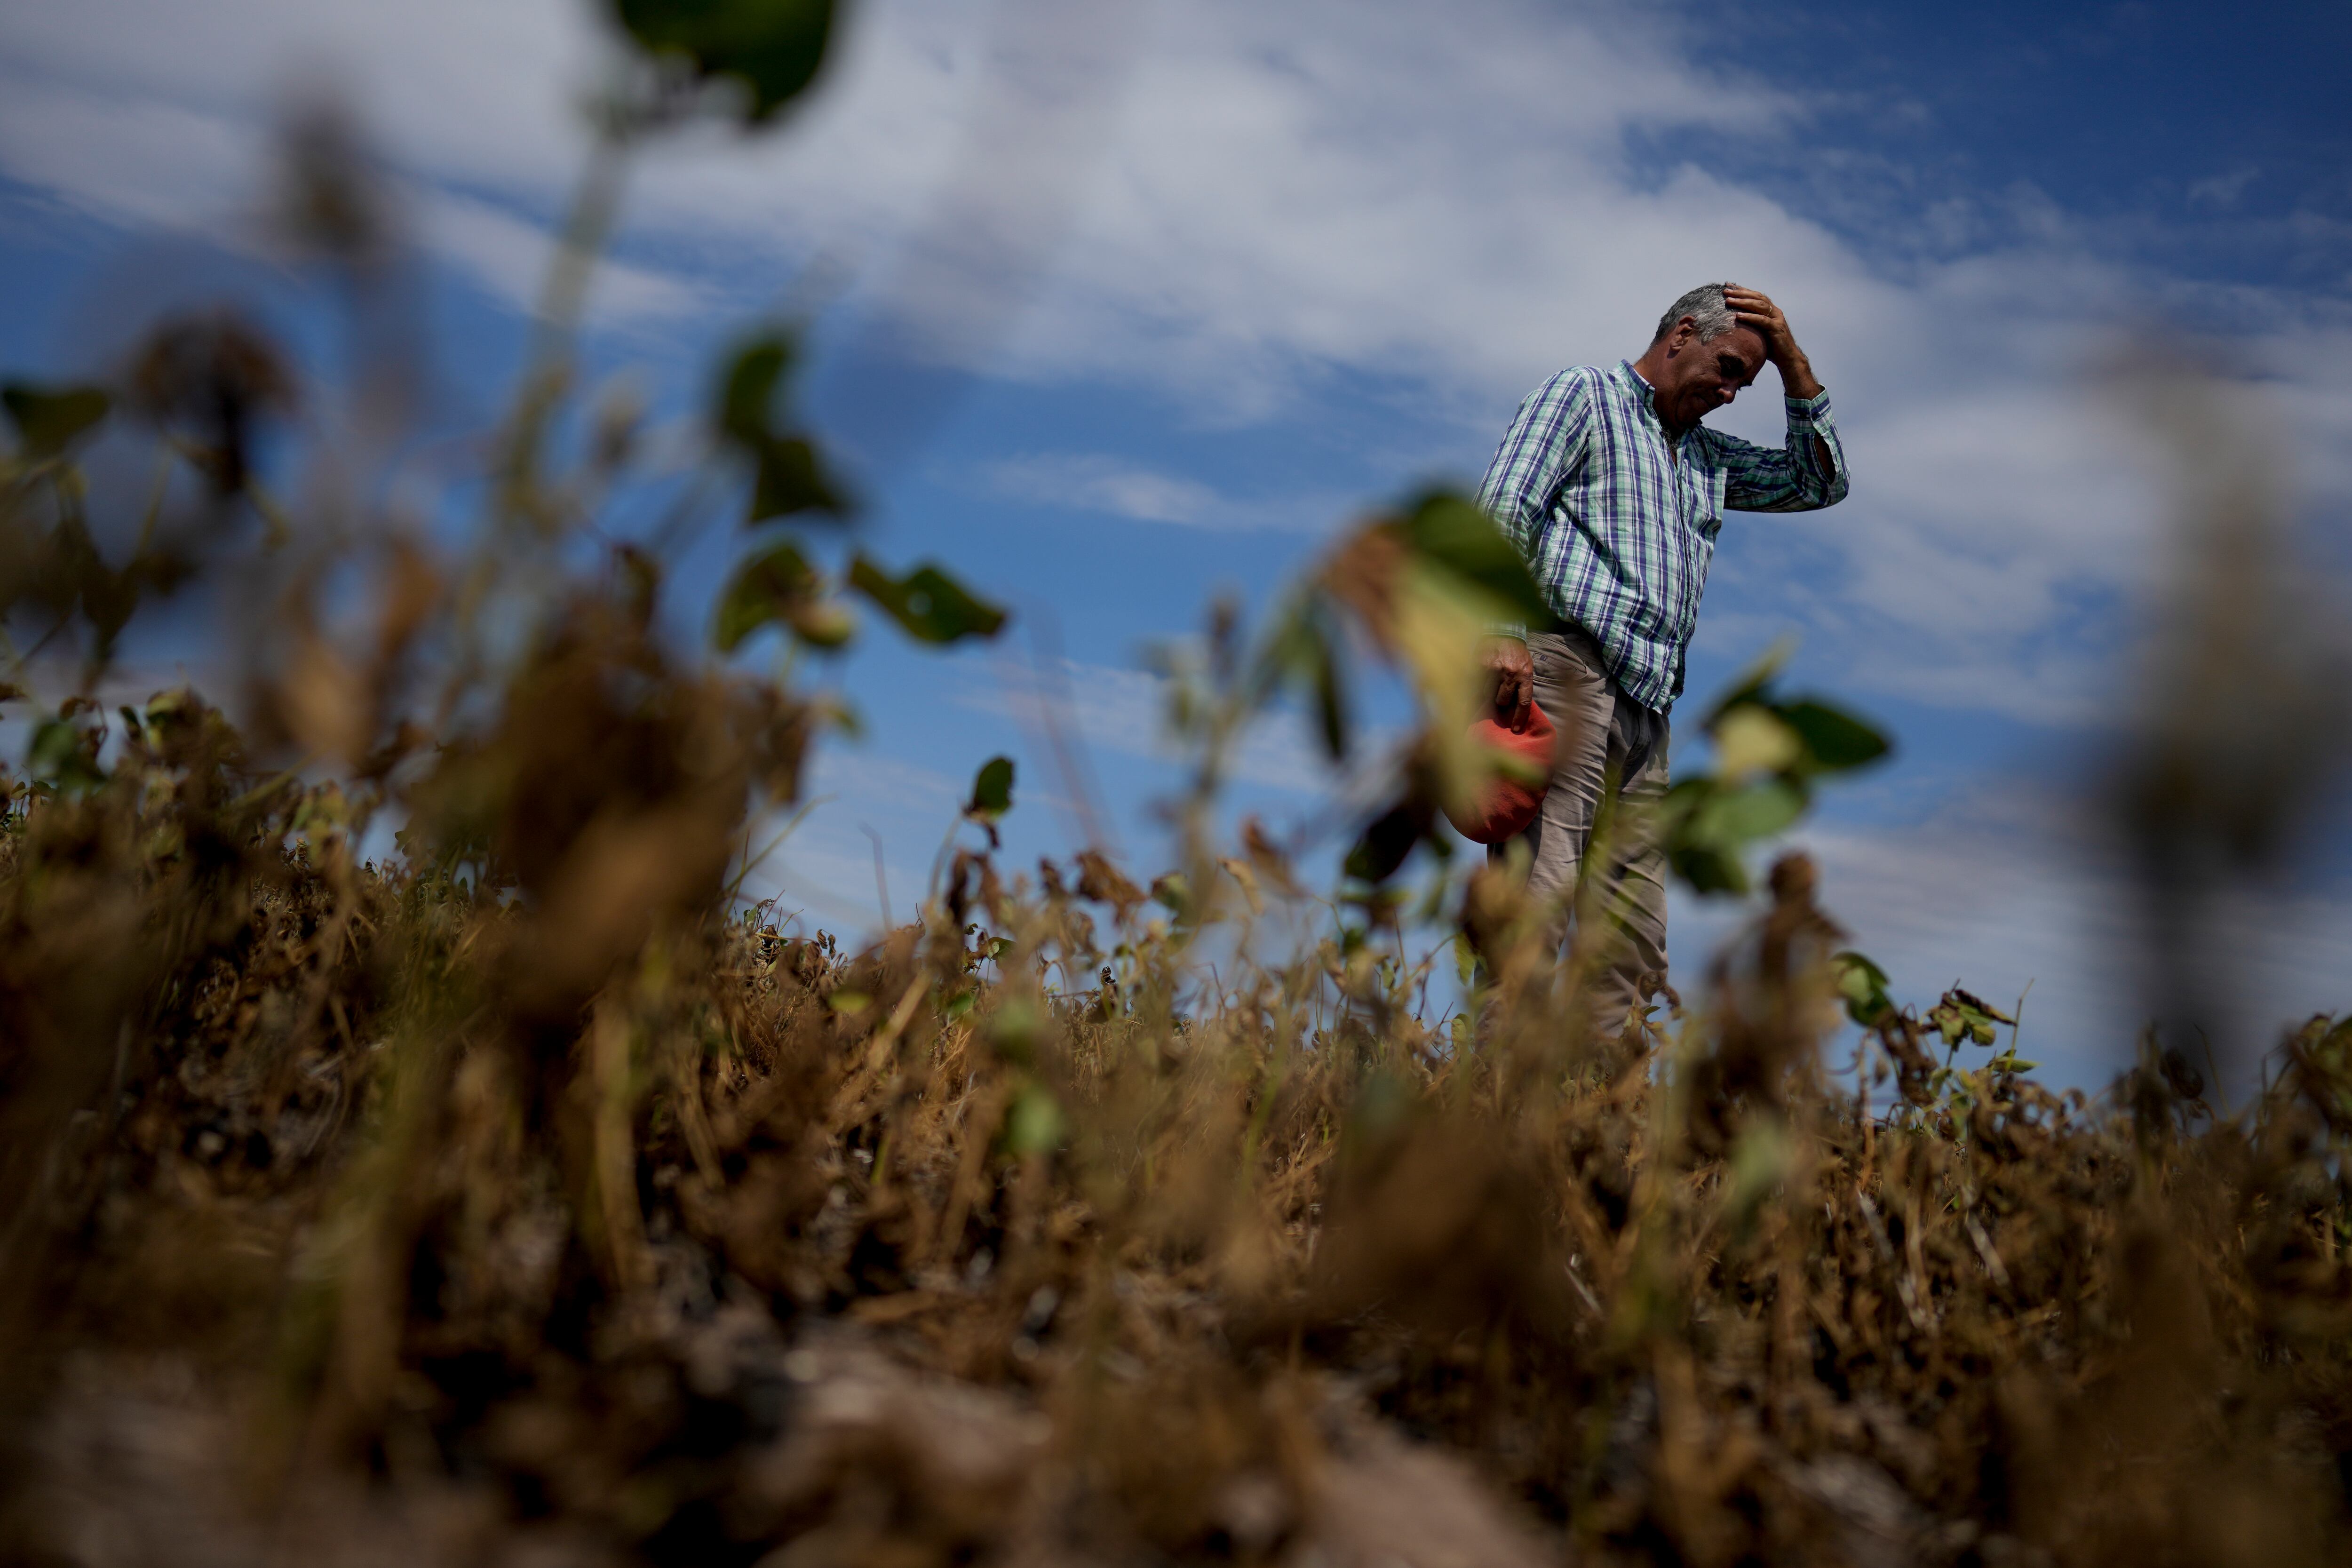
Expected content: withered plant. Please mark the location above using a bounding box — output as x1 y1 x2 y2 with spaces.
2 5 2349 1567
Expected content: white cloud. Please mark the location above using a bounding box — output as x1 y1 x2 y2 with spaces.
751 747 968 938
2186 167 2259 210
962 653 1341 798
983 451 1221 525
1669 784 2352 1091
7 0 2351 1006
0 68 259 233
0 65 703 323
974 451 1352 532
416 184 707 324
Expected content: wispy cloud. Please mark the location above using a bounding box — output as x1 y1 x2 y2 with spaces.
0 64 708 325
418 185 708 324
983 452 1221 525
975 451 1348 532
960 653 1342 798
1671 782 2352 1089
2186 167 2260 210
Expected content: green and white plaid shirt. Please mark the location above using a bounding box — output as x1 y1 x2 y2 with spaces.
1476 359 1849 714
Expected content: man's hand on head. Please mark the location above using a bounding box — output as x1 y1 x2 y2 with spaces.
1479 636 1535 732
1724 286 1823 400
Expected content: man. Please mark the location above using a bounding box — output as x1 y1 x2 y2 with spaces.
1475 282 1849 1035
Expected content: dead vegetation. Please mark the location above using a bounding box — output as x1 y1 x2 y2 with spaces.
2 649 2350 1567
6 5 2352 1560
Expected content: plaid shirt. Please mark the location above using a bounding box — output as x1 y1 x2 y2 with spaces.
1476 359 1848 714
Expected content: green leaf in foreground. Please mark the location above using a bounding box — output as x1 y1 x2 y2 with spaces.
967 755 1014 819
29 715 107 795
1779 698 1891 772
1397 491 1551 623
848 556 1007 644
612 0 839 123
1666 659 1892 899
1003 1080 1065 1155
1343 799 1426 885
1700 639 1792 729
747 433 842 523
717 334 790 441
713 537 851 651
1668 839 1749 896
1255 598 1351 761
1691 778 1806 847
1833 949 1894 1027
3 382 111 458
1927 987 2017 1048
713 332 850 524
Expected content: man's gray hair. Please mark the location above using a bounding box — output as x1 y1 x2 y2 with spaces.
1652 282 1740 344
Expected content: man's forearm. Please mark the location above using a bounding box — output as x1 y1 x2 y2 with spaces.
1775 347 1823 401
1776 350 1833 474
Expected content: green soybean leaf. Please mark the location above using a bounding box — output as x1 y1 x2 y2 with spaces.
986 997 1042 1063
1951 987 2017 1027
28 715 107 795
1778 698 1891 772
611 0 839 124
967 755 1014 819
1003 1079 1065 1155
1669 840 1749 896
1692 778 1806 847
713 537 851 651
1150 872 1192 917
1832 949 1895 1027
1344 799 1427 885
3 382 111 458
1700 639 1794 729
1926 988 2011 1048
1311 629 1349 760
749 435 844 522
1253 600 1351 762
848 556 1007 644
1711 704 1803 781
713 332 850 523
717 334 790 443
1398 491 1550 623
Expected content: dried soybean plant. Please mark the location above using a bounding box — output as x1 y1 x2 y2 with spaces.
6 4 2352 1567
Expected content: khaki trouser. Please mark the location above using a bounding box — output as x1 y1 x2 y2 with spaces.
1489 629 1671 1039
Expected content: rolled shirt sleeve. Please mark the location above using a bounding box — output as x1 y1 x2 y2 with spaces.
1712 390 1850 512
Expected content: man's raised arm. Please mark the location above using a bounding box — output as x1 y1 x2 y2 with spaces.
1716 285 1849 512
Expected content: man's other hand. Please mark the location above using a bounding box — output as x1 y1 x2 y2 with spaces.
1480 636 1534 732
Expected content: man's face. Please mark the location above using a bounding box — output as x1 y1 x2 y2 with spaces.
1654 322 1767 431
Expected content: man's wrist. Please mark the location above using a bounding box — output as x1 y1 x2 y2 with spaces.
1774 348 1823 400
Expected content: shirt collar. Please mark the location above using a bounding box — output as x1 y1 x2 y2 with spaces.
1613 359 1675 437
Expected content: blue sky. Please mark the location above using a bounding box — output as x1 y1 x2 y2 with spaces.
2 0 2348 1087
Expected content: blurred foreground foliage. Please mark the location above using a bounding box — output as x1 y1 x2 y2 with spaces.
5 4 2352 1565
6 623 2352 1567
